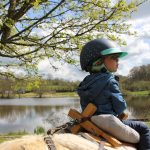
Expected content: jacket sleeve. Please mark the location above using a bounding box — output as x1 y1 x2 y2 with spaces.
108 78 127 115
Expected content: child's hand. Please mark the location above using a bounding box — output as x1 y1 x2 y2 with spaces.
118 112 128 120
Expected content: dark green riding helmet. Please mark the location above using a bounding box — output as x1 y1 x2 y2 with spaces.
80 38 128 72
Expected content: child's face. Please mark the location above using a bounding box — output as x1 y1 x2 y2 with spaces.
103 54 119 72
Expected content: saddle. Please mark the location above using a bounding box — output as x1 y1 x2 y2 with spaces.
47 103 122 148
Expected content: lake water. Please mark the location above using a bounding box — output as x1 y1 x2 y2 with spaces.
0 97 80 133
0 96 150 133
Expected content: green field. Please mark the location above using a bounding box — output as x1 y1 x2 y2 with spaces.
128 91 150 96
0 92 78 99
1 90 150 99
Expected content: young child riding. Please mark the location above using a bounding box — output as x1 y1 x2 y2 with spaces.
77 38 150 150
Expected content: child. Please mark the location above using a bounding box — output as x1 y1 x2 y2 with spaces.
77 38 150 150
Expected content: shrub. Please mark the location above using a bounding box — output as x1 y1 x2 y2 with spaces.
34 126 45 134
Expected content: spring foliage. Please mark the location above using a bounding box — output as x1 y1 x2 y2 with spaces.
0 0 147 77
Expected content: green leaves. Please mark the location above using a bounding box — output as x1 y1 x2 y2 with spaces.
0 0 146 78
31 0 42 7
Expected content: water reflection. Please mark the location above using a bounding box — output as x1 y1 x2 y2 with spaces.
0 98 80 133
126 96 150 119
0 96 150 133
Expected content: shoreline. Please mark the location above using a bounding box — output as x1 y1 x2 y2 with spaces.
0 92 79 99
1 91 150 99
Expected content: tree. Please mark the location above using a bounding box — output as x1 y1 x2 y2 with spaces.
128 64 150 81
32 77 49 98
0 76 14 98
0 0 147 77
123 64 150 91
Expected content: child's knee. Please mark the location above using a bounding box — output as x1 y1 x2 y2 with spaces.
137 122 149 134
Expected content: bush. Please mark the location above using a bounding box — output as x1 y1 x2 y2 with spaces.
34 126 45 134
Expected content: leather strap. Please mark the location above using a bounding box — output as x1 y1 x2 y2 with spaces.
44 136 56 150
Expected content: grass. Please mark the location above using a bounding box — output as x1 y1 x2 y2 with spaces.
0 131 28 143
128 91 150 96
146 122 150 128
1 90 150 99
0 92 79 99
0 127 46 144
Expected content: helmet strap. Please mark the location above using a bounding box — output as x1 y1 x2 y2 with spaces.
90 58 110 73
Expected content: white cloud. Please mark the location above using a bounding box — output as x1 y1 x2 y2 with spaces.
127 39 149 54
117 37 150 76
115 2 150 77
131 0 150 19
38 58 87 81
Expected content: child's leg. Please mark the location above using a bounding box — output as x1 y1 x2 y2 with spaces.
123 120 150 150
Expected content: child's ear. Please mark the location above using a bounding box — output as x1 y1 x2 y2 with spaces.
114 75 119 82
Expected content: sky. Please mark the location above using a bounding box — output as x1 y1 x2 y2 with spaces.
38 0 150 81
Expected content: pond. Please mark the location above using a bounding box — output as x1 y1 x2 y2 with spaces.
126 95 150 119
0 96 150 133
0 97 80 133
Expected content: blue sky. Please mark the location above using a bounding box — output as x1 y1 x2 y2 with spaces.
38 0 150 81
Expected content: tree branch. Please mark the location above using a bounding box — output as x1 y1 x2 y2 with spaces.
7 0 65 42
75 8 116 37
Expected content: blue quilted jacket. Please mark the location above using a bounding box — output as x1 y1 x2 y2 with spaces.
77 72 127 116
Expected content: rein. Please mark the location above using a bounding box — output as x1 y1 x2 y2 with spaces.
44 135 56 150
44 121 75 150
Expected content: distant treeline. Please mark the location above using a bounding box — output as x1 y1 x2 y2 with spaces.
0 64 150 98
120 64 150 92
0 77 80 98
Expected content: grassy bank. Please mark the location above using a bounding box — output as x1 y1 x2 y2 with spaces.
146 122 150 127
0 126 45 143
0 92 78 99
0 131 28 143
1 90 150 99
128 91 150 96
25 91 149 98
21 92 78 98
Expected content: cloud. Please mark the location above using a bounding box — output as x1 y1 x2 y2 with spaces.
127 39 150 55
131 0 150 19
38 58 87 81
117 35 150 76
115 2 150 77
